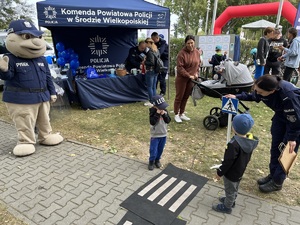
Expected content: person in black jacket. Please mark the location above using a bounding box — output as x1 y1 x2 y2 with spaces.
212 114 258 214
151 32 168 96
208 45 227 79
124 41 147 72
225 75 300 193
265 29 288 75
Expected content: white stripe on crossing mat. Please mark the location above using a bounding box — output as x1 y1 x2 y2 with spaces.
138 174 168 196
123 221 133 225
147 177 177 201
157 180 187 206
169 184 197 212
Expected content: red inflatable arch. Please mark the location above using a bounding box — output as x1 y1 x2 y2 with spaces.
214 1 297 34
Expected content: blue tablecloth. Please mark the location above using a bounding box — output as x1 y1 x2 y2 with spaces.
75 74 148 109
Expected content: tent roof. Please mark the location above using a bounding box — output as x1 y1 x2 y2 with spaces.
242 19 282 29
36 0 170 29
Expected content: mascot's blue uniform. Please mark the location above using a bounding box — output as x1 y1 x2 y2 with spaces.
2 54 56 104
236 80 300 186
0 19 63 156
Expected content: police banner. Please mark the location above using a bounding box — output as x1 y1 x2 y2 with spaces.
37 0 170 29
51 27 136 74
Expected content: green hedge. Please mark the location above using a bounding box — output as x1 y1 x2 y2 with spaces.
169 38 184 76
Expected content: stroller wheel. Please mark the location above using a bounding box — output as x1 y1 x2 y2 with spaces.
203 115 219 130
210 107 222 116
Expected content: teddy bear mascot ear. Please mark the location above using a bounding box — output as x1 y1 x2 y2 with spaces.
0 19 63 156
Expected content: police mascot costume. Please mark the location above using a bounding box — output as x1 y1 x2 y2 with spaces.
0 19 63 156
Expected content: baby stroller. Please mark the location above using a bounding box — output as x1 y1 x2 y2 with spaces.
202 101 250 130
197 59 254 98
192 78 250 131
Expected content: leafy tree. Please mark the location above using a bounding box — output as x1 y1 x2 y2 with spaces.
159 0 299 36
0 0 35 30
163 0 207 36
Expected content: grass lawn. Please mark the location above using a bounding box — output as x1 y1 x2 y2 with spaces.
0 75 299 210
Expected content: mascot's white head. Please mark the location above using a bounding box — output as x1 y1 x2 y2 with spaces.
6 20 46 59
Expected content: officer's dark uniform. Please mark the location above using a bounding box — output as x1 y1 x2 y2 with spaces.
0 53 56 144
236 80 300 185
154 38 168 95
124 46 146 72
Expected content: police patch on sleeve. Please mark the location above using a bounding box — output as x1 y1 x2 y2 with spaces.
287 115 297 122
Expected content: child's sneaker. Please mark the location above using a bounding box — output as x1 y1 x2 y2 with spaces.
219 197 235 208
212 203 232 214
148 161 154 170
155 160 162 168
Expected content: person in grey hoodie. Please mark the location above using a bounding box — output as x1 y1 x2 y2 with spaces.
148 95 171 170
278 27 300 82
212 114 259 214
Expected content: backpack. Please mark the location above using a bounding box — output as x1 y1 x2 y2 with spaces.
154 52 165 73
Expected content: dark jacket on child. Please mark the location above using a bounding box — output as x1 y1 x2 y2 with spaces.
209 53 226 75
149 107 171 138
217 134 259 182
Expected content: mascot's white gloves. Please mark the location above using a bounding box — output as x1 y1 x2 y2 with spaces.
0 55 9 72
50 95 57 103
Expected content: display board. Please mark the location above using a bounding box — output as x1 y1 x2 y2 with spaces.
195 34 236 67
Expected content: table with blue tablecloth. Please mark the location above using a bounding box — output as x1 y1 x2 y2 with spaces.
75 74 148 110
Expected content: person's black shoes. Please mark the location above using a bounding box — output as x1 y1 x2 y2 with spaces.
155 160 161 168
259 179 282 193
148 161 154 170
219 197 235 208
257 174 272 185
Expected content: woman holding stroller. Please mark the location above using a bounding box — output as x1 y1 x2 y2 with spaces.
225 75 300 193
174 35 200 123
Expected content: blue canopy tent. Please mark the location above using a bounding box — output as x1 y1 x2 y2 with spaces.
36 0 170 109
36 0 170 74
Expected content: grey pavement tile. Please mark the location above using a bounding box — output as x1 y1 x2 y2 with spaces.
72 200 95 217
38 202 62 219
254 213 275 224
288 207 300 223
73 210 98 225
39 212 64 225
86 190 106 205
108 208 127 225
232 213 255 225
55 211 81 225
90 209 114 225
271 210 292 225
55 201 78 218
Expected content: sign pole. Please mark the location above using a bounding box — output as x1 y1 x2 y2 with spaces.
226 114 232 143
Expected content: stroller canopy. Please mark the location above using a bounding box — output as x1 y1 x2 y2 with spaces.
221 60 253 86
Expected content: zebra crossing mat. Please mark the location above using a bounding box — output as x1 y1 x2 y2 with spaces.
120 163 208 225
117 211 186 225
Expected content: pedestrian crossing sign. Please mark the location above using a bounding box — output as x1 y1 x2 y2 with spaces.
221 97 238 115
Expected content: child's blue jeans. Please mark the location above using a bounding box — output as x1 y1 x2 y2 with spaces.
149 136 166 162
